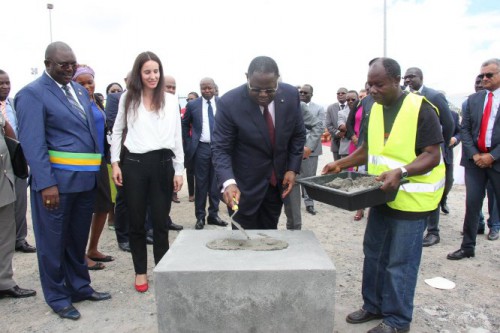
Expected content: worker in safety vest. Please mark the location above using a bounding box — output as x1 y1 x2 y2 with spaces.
322 57 444 333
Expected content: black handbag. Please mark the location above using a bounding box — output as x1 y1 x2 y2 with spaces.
5 136 29 179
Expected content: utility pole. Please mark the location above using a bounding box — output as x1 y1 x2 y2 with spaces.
47 3 54 43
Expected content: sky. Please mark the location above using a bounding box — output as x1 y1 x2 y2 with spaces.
2 0 500 107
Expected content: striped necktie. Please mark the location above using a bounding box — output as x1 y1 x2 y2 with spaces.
62 85 86 119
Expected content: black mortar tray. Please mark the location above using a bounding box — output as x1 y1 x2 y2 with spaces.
296 171 408 211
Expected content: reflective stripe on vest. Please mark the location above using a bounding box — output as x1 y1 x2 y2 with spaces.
367 93 445 212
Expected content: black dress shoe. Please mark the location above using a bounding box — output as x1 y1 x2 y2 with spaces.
57 305 81 320
207 216 228 227
422 234 440 247
447 249 475 260
195 219 205 230
440 202 449 215
15 242 37 253
306 206 317 215
146 235 154 245
346 308 383 324
0 285 36 298
86 291 111 301
169 222 184 231
368 322 409 333
488 229 499 241
118 242 131 252
477 227 485 235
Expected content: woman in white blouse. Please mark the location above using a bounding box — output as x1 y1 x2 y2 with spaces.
111 51 183 293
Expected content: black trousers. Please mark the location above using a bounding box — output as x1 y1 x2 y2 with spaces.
462 166 500 251
231 184 283 230
122 149 174 274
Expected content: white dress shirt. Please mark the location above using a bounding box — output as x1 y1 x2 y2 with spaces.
200 97 216 143
110 91 184 175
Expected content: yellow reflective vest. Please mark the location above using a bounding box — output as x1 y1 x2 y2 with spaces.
367 93 445 212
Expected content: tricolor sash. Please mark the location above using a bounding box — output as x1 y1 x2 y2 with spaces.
48 150 101 171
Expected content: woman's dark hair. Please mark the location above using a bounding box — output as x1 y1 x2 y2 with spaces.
125 51 165 119
105 82 123 95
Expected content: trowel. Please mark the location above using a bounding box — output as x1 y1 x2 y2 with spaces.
229 198 251 240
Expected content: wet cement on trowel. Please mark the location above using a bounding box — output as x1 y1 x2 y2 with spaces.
324 175 382 193
206 233 288 251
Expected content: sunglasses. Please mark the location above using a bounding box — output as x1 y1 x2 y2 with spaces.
478 72 499 79
48 59 78 70
337 92 346 95
346 98 357 102
247 82 278 95
299 91 310 95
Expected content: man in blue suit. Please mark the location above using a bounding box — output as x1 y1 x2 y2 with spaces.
182 77 227 230
15 42 111 320
212 56 306 229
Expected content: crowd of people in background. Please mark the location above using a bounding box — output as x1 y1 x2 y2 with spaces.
1 40 499 332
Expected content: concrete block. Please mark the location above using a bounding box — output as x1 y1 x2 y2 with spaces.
154 230 336 333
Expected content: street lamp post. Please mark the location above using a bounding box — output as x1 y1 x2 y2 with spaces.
47 3 53 43
383 0 387 57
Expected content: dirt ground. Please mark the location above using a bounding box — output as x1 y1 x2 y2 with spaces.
2 150 500 333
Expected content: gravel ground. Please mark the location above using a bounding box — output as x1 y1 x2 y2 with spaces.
2 150 500 333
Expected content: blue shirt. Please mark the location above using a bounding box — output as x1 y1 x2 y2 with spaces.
4 99 18 137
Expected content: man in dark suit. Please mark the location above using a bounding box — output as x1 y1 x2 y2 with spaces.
404 67 455 247
211 56 306 229
105 85 131 252
440 110 461 212
448 58 500 260
15 42 111 320
182 77 227 230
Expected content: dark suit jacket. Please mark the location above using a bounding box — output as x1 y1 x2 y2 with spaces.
181 96 220 163
14 72 99 193
211 83 306 215
460 90 500 172
443 110 461 165
105 91 124 129
421 86 454 144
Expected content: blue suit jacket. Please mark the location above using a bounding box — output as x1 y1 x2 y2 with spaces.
211 83 306 215
181 96 220 163
14 72 99 193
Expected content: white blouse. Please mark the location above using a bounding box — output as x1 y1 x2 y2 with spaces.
110 91 184 175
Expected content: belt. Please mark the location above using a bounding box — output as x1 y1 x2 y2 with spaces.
49 150 101 171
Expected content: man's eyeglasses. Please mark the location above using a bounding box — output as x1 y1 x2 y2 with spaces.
247 82 278 95
478 72 499 79
48 59 78 70
299 91 310 95
346 98 357 102
403 74 417 80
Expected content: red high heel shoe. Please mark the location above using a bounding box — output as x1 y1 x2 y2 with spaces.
135 275 148 293
135 282 148 293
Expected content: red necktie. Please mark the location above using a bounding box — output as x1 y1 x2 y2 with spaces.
263 105 277 186
478 92 493 153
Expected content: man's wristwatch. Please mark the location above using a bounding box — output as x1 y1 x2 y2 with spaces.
399 167 408 178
